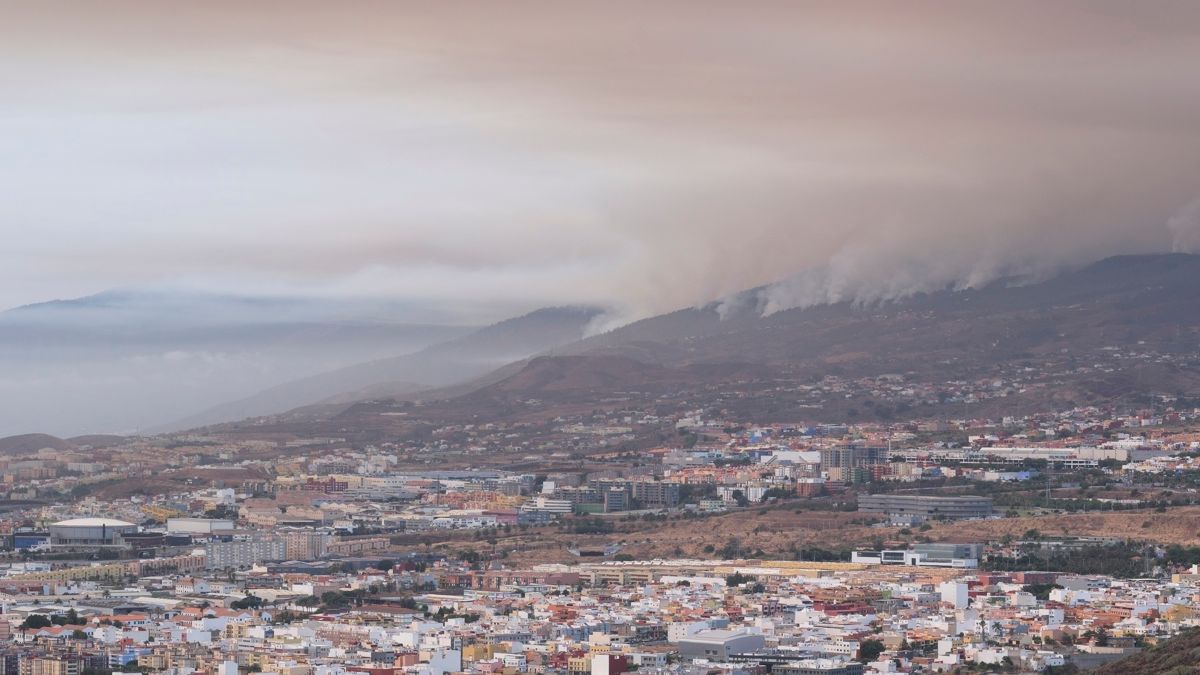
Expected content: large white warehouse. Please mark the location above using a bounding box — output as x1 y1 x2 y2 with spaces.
48 517 138 548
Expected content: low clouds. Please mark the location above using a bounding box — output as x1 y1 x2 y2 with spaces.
3 1 1200 322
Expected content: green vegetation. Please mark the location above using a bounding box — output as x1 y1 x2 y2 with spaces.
20 608 85 630
1021 583 1063 601
231 595 263 610
20 615 52 630
725 572 756 587
564 518 615 535
429 606 481 623
858 639 885 661
789 546 851 562
985 543 1154 578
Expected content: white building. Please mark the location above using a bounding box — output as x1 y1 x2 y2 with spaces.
167 518 235 534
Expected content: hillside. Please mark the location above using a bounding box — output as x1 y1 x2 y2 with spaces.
163 306 603 431
0 433 75 455
203 254 1200 441
574 253 1200 373
431 253 1200 416
1092 627 1200 674
66 434 130 449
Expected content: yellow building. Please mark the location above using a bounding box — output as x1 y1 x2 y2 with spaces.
463 643 495 662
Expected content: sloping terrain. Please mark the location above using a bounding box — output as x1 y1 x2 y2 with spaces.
165 306 603 430
431 254 1200 415
1092 627 1200 674
66 434 129 449
573 253 1200 374
203 254 1200 441
0 433 76 455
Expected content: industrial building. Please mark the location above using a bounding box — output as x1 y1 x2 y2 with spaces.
851 543 983 568
774 661 864 675
856 494 992 522
166 517 235 534
47 518 138 549
677 630 767 661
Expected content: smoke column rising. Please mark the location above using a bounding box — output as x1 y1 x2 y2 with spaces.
2 1 1200 321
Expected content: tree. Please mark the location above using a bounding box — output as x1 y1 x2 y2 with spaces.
1023 583 1062 601
21 615 52 630
725 572 755 587
231 595 263 610
859 639 886 661
321 591 349 607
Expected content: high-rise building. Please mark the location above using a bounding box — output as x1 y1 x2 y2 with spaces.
283 530 331 560
818 447 888 476
205 536 286 569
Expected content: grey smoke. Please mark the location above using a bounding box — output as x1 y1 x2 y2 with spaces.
1170 197 1200 254
2 2 1200 319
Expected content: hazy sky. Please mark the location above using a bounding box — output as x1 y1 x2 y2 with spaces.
4 1 1200 320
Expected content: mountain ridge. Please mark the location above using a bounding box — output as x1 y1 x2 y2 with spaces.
206 253 1200 441
157 305 605 431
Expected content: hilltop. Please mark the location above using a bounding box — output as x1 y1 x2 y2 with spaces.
0 433 75 455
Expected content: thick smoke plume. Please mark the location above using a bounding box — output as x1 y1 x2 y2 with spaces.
4 2 1200 322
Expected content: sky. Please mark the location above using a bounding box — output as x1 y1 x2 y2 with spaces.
4 1 1200 322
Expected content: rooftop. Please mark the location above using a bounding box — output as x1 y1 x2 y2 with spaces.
52 517 136 527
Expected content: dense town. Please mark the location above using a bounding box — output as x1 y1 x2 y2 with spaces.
9 1 1200 672
2 397 1200 675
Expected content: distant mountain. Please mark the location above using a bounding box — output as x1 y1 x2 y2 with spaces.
67 434 129 449
0 288 475 437
161 306 604 431
0 433 75 455
568 253 1200 373
5 287 483 327
240 253 1200 441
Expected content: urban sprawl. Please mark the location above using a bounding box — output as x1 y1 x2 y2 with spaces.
3 401 1200 675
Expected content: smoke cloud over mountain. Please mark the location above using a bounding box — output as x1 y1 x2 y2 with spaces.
3 1 1200 321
